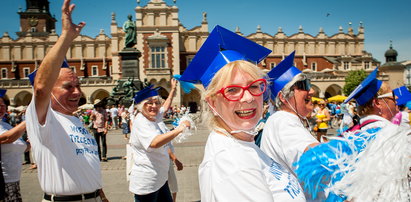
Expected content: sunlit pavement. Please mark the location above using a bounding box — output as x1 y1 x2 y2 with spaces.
20 120 337 202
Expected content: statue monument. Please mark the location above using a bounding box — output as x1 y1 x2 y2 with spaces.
108 77 146 107
119 14 141 79
111 14 143 107
122 14 137 48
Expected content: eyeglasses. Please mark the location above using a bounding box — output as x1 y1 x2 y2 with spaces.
217 79 267 101
146 101 161 106
294 79 311 91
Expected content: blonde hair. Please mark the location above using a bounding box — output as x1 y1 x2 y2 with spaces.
202 60 266 129
357 81 391 116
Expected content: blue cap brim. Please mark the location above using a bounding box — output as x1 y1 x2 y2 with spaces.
394 86 411 106
267 51 302 99
180 25 271 88
133 85 160 104
28 59 70 86
344 67 382 106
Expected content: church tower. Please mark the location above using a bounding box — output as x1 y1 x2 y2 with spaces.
16 0 57 37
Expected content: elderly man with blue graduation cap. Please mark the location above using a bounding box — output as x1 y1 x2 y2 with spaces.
294 67 411 201
181 25 306 202
128 83 191 202
260 51 319 180
24 0 109 201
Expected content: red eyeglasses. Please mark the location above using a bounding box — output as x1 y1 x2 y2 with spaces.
217 79 267 101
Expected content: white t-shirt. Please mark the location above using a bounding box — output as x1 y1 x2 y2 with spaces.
0 121 27 183
199 131 306 202
110 107 118 117
261 111 318 174
400 111 410 128
26 100 102 195
129 112 169 195
360 115 391 131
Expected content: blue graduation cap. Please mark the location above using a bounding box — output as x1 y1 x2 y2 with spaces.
28 59 70 86
267 51 301 99
179 25 271 88
344 67 382 106
0 89 6 98
134 85 160 104
393 86 411 106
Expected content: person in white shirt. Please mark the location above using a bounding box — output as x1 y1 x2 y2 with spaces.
0 94 27 202
128 80 190 202
109 105 119 129
25 0 108 201
180 25 305 202
295 68 410 201
261 52 319 175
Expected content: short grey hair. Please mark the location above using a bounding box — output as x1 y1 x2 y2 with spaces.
136 95 162 112
274 73 308 109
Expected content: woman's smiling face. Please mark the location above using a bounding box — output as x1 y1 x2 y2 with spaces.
207 68 264 132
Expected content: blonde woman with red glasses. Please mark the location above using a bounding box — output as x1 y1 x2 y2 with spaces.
180 25 306 202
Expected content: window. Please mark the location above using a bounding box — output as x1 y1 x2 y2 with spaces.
311 62 317 71
364 62 370 69
23 67 30 78
270 63 276 69
343 62 350 70
91 65 98 76
1 68 7 79
31 27 36 32
150 46 166 68
70 66 76 73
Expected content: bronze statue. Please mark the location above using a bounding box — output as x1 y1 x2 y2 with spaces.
122 15 137 48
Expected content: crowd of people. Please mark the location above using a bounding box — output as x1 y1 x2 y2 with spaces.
0 0 409 202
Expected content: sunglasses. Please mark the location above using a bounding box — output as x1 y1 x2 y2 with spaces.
377 91 397 103
217 79 267 101
294 79 311 91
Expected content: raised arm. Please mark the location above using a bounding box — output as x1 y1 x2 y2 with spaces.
0 121 26 144
34 0 85 124
162 78 178 113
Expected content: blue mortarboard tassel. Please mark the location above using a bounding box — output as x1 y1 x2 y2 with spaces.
0 89 7 98
173 75 196 94
133 85 160 104
344 67 382 106
267 51 302 99
28 59 70 86
393 86 411 106
180 25 271 88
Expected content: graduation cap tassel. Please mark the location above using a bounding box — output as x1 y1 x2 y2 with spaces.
173 75 196 94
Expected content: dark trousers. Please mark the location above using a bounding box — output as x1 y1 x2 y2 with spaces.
134 181 173 202
93 131 107 160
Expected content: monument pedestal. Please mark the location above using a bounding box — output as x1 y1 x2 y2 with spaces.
119 47 141 79
107 48 144 107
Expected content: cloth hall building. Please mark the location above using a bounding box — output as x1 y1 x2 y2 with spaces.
1 0 395 109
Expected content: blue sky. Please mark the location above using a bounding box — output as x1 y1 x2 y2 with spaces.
1 0 410 63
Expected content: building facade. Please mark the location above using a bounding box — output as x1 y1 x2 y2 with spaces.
0 0 387 107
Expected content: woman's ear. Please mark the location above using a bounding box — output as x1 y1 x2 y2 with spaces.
205 97 218 116
278 91 286 104
372 98 383 111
